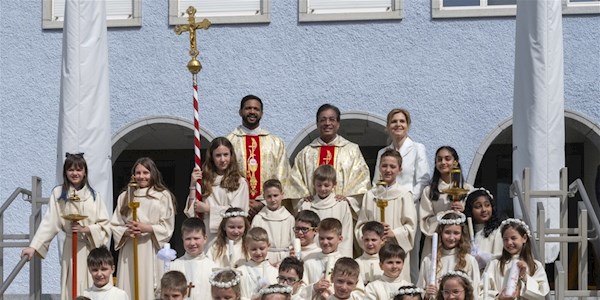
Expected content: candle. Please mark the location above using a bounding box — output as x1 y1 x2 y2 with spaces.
369 263 374 283
293 238 302 259
228 239 234 262
482 272 489 300
503 260 519 295
429 233 438 284
467 217 475 242
325 256 336 281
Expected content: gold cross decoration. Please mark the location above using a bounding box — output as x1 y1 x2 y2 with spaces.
174 6 211 75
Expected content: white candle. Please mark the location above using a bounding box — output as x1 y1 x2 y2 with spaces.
482 271 489 300
429 233 438 284
503 260 520 295
228 239 234 262
325 256 336 281
293 238 302 259
467 217 475 242
369 263 374 283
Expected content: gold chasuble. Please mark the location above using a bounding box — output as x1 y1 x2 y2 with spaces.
290 136 371 211
227 127 298 199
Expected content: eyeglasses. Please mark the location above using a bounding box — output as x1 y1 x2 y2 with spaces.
442 289 464 297
293 226 316 233
277 276 299 284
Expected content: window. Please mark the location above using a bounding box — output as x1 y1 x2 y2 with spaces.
42 0 141 29
432 0 599 18
169 0 270 25
299 0 403 22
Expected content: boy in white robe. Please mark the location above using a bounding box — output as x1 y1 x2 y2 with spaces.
236 227 278 298
354 221 385 285
303 218 345 285
356 149 417 283
329 258 366 300
298 164 354 257
170 217 216 300
278 257 307 297
251 179 295 264
159 270 188 300
292 210 321 260
83 245 129 300
365 244 412 300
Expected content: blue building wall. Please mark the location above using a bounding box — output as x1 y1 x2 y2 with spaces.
1 0 598 294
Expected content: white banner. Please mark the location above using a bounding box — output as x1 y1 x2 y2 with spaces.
512 0 565 263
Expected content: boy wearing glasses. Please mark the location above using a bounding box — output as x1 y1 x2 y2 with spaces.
292 210 321 260
277 257 306 297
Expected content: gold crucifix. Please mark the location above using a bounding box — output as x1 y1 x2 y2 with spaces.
174 6 211 75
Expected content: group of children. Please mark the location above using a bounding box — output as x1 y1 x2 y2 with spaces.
21 136 550 299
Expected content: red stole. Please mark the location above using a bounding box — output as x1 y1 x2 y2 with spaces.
245 135 261 199
319 145 336 166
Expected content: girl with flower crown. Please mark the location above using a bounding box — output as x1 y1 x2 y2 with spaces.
111 157 176 300
258 284 293 300
208 207 250 268
21 153 111 300
464 188 505 272
420 146 473 258
210 269 246 300
417 211 480 299
480 219 549 300
436 271 475 300
393 285 423 300
185 137 249 247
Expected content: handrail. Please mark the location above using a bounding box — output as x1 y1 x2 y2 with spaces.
0 188 31 215
0 256 28 295
510 180 541 259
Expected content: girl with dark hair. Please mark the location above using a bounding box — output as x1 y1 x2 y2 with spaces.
185 137 249 247
111 157 176 300
464 188 505 272
22 153 111 300
420 146 473 257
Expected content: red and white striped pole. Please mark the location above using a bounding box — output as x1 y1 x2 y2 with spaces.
193 78 202 218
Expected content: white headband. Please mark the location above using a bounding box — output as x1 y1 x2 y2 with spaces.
441 270 472 284
436 211 466 225
391 286 424 297
221 210 248 218
466 187 494 200
259 285 293 295
500 218 531 237
209 269 242 288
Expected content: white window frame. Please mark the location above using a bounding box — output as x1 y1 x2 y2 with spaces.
432 0 599 18
169 0 270 25
42 0 142 29
299 0 403 22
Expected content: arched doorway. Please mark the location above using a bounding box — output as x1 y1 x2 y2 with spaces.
287 111 388 180
468 110 600 218
111 116 216 256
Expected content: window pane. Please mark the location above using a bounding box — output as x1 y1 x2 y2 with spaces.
443 0 480 6
488 0 516 5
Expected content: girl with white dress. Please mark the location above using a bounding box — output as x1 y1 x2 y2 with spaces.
208 207 250 268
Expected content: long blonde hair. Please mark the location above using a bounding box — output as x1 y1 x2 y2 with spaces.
434 213 471 279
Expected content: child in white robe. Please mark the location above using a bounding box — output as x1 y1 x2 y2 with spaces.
365 243 412 300
480 219 549 300
420 146 473 257
111 157 176 300
236 227 279 298
159 270 188 300
278 257 307 297
329 258 366 300
185 137 250 247
251 179 295 265
464 188 504 272
258 284 294 300
83 245 129 300
354 221 385 284
210 269 247 300
21 153 111 300
303 218 345 285
417 211 480 299
208 207 249 268
437 271 475 300
298 164 354 257
391 285 423 300
291 210 321 260
356 149 417 283
170 217 217 300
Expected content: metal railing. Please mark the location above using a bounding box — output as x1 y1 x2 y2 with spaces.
0 177 48 300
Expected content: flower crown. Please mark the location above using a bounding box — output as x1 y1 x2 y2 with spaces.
391 286 424 297
441 270 472 284
209 269 242 288
259 285 293 295
221 210 248 218
466 187 493 199
500 218 531 237
436 211 466 225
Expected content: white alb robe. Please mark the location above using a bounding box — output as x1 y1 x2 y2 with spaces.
303 251 344 284
83 281 129 300
301 242 322 261
416 248 480 294
111 187 175 300
355 253 383 285
299 193 354 257
236 259 279 299
208 237 247 268
364 275 412 300
170 252 217 300
251 206 295 263
472 223 503 272
29 185 111 300
480 256 549 300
